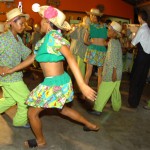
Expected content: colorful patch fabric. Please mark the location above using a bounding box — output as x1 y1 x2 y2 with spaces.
26 72 74 109
84 48 106 67
84 23 108 67
0 30 31 82
34 30 70 63
102 39 123 81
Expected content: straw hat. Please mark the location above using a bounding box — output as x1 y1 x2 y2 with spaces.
32 3 71 31
86 8 103 17
24 22 32 31
6 8 30 22
0 22 4 32
110 21 122 33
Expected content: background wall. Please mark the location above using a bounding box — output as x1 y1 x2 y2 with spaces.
0 0 134 23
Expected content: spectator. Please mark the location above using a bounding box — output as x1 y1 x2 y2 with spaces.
83 8 108 99
128 10 150 108
89 21 123 115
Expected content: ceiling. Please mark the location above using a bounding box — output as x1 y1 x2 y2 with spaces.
123 0 150 7
123 0 150 21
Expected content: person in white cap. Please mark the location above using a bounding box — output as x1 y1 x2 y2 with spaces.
89 21 123 115
0 8 31 128
4 4 99 148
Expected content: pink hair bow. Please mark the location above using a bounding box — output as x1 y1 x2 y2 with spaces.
44 6 58 19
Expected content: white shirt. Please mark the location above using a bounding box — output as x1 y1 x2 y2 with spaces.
132 23 150 54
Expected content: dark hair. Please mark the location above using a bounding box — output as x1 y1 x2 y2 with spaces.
95 15 102 23
105 19 112 25
77 17 81 20
96 4 105 13
13 16 25 23
96 4 105 23
49 22 59 30
138 10 148 22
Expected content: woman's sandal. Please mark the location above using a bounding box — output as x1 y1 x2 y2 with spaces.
24 139 46 148
83 125 100 132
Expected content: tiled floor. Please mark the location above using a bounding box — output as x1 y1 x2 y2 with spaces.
0 72 150 150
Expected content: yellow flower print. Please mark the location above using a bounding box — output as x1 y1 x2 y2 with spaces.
45 90 53 98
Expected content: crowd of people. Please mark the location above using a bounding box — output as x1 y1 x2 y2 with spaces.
0 3 150 149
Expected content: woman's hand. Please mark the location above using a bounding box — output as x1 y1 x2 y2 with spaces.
60 46 97 101
0 66 11 76
80 84 97 101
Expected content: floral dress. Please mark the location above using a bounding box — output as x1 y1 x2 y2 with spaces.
84 23 108 67
26 30 74 109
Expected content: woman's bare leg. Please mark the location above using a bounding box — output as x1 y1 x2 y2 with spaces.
82 63 93 99
59 106 99 130
24 107 46 147
84 63 93 85
97 66 103 89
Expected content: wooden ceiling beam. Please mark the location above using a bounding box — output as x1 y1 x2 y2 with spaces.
122 0 135 5
137 1 150 7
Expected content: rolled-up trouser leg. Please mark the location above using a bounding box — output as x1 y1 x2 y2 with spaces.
0 81 30 126
94 81 117 112
111 81 121 111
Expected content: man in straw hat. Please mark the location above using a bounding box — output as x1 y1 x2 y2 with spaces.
89 21 123 115
4 4 99 148
0 8 32 128
83 7 107 100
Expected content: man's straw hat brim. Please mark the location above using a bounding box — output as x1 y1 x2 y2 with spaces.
6 8 29 22
86 8 103 16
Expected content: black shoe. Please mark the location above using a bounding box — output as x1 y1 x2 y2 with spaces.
126 103 137 108
88 110 101 116
83 126 99 132
143 105 150 110
125 104 137 112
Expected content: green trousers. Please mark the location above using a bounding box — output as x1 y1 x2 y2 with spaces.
94 81 121 112
147 100 150 107
0 81 30 126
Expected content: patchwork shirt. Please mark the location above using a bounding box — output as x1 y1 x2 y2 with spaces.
0 30 31 82
102 39 123 81
34 30 70 63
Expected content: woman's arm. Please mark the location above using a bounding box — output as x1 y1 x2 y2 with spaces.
60 45 97 101
6 54 35 74
84 31 91 45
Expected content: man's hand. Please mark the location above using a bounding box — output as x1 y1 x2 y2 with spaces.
112 68 117 82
